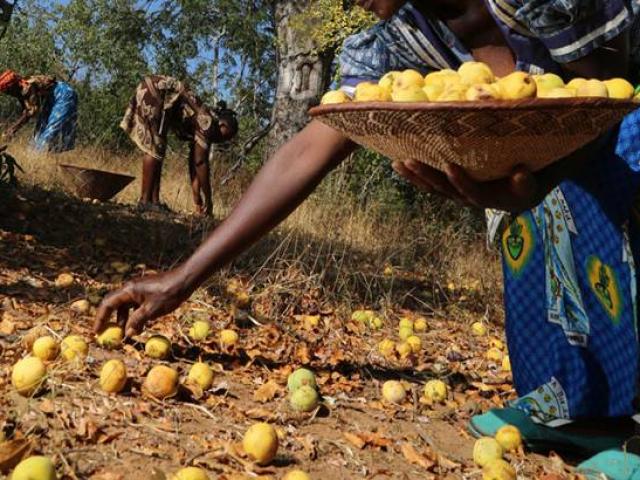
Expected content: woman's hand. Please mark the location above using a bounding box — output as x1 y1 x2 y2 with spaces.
93 268 193 337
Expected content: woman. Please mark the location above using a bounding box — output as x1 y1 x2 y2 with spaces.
97 1 640 476
0 70 78 152
120 75 238 214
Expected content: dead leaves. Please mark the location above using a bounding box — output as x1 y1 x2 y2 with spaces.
343 431 392 450
400 442 435 469
253 380 282 403
0 438 32 473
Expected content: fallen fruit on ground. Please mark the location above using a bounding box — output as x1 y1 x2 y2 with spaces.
406 335 422 353
242 423 279 465
502 355 512 372
395 342 412 359
486 347 504 362
188 320 211 341
369 316 383 330
482 459 516 480
170 466 210 480
97 325 124 349
61 335 88 361
99 359 127 393
145 335 171 359
187 362 214 390
398 326 413 341
378 339 395 357
283 470 311 480
10 455 57 480
489 338 504 350
351 310 374 323
290 385 320 412
32 336 59 361
471 322 487 336
70 299 90 314
54 273 74 288
495 425 522 452
320 90 350 105
398 317 414 330
219 329 239 346
473 437 504 467
423 380 448 403
382 380 406 404
413 317 427 332
143 365 179 399
12 356 47 396
287 368 316 393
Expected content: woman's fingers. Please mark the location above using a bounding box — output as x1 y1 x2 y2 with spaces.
404 160 463 200
392 161 434 193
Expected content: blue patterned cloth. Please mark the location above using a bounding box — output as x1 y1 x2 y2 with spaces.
339 1 640 424
33 81 78 153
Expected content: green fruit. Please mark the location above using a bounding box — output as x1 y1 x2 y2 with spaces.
11 456 57 480
188 320 211 341
398 326 413 341
289 385 319 412
287 368 316 393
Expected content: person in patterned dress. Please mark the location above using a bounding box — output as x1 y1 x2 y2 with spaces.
120 75 238 214
0 69 78 152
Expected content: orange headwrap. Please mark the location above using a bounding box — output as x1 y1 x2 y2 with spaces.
0 70 21 92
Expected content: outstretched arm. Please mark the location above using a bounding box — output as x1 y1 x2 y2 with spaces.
95 120 356 335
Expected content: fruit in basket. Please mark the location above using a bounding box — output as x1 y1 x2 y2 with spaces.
321 90 350 105
533 73 564 97
497 72 536 100
458 62 495 85
422 83 444 101
437 83 468 101
543 87 576 98
355 82 391 102
566 77 587 92
393 69 425 90
392 85 428 102
425 69 460 87
577 79 609 98
466 83 501 101
604 78 635 99
379 71 400 92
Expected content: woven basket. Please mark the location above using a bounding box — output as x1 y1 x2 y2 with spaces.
310 98 638 181
59 164 135 202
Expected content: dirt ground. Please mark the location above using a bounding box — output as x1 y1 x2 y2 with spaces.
0 186 579 479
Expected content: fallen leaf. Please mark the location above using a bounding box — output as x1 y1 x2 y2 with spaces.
344 432 366 449
400 442 435 469
253 380 281 403
0 439 33 473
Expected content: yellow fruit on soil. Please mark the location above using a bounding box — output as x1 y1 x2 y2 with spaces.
320 90 350 105
413 317 427 332
392 85 428 102
489 338 504 350
61 335 88 361
234 291 251 308
406 335 422 353
220 329 239 346
145 335 171 359
70 299 90 314
471 322 487 336
283 470 311 480
379 71 401 92
398 317 413 330
466 83 501 101
188 362 214 390
243 423 279 465
497 72 536 100
354 82 391 102
12 356 46 396
393 69 425 90
396 342 412 359
369 316 383 330
604 78 635 99
541 87 576 98
482 459 516 480
11 456 57 480
566 77 588 92
32 336 59 361
382 380 406 404
577 79 609 98
143 365 179 399
54 273 74 288
458 62 495 85
423 380 448 403
352 310 374 323
188 320 211 341
378 339 395 357
399 325 415 341
533 73 564 97
495 425 522 452
473 437 504 467
97 326 124 349
486 347 504 362
422 83 444 101
290 385 319 412
99 359 127 393
302 315 320 329
287 368 317 392
502 355 512 372
171 467 210 480
437 83 468 101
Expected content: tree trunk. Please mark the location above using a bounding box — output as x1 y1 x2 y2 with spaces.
264 0 334 158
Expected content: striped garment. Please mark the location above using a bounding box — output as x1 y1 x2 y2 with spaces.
339 0 640 425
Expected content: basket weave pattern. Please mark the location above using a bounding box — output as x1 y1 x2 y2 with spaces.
59 164 135 202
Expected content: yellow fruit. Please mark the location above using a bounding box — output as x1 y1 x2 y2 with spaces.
473 437 504 467
604 78 635 99
287 368 316 392
351 310 374 323
188 362 214 390
540 87 576 98
234 291 251 308
422 83 444 101
393 69 425 90
220 329 239 347
283 470 311 480
99 359 127 393
406 335 422 353
12 357 46 396
11 456 57 480
437 83 468 101
391 85 428 102
97 326 124 349
424 69 461 88
382 380 406 404
378 339 395 357
533 73 564 97
482 459 516 480
188 320 211 341
413 317 427 332
396 342 412 359
225 278 242 295
290 385 319 412
54 273 74 288
497 72 536 100
379 71 400 92
145 335 172 359
486 347 504 362
466 84 501 101
399 317 414 330
242 423 279 465
566 77 588 92
61 335 88 361
354 82 391 102
502 355 512 372
143 365 179 399
423 380 447 403
171 467 209 480
32 336 59 361
495 425 522 452
301 315 320 329
471 322 487 337
458 62 495 85
576 79 609 98
70 299 90 314
489 338 504 350
398 326 414 341
369 316 383 330
320 90 350 105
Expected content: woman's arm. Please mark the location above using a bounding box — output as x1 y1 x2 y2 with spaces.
94 120 356 335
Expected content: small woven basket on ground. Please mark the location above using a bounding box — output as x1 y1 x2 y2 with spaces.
310 98 638 181
59 164 135 202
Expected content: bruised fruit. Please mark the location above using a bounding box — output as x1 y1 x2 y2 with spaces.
11 456 57 480
100 359 127 393
382 380 406 404
290 385 319 412
473 437 504 467
495 425 522 452
187 362 214 390
12 356 46 396
143 365 179 399
170 467 209 480
32 336 59 361
188 320 211 341
242 423 279 465
61 335 88 361
423 380 448 403
97 326 124 349
287 368 316 393
145 335 171 359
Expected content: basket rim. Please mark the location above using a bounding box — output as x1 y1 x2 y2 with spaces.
309 97 638 117
58 163 135 181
